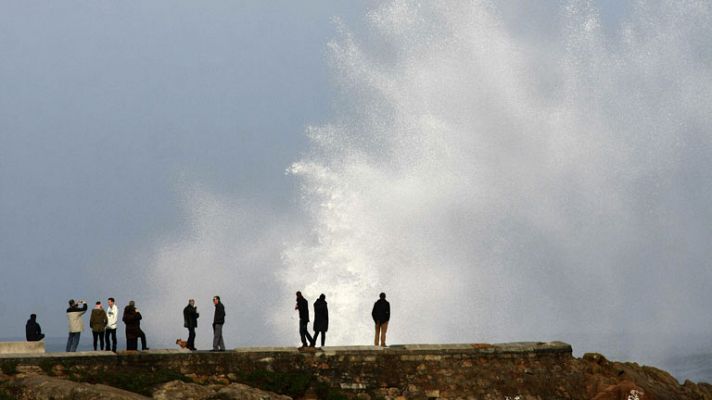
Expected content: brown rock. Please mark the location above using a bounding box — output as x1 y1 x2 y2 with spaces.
152 380 214 400
11 375 149 400
214 383 292 399
591 380 649 400
152 380 291 400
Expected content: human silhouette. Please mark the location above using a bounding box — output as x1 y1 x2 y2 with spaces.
122 301 142 351
183 299 199 351
295 291 313 348
371 292 390 347
310 294 328 347
25 314 45 342
212 296 226 351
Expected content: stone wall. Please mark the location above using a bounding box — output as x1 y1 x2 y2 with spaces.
1 342 711 399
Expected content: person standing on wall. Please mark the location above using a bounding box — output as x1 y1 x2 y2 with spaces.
212 296 225 352
134 303 149 350
66 299 88 352
183 298 199 351
122 300 142 351
105 297 118 352
310 293 328 347
295 291 313 349
89 301 108 351
371 292 390 347
25 314 45 342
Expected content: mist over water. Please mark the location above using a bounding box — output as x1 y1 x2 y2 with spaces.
142 0 712 375
284 0 712 357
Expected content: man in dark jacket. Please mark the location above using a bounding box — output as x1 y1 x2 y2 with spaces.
310 294 328 347
295 291 313 349
183 299 199 351
371 292 390 347
25 314 45 342
212 296 225 351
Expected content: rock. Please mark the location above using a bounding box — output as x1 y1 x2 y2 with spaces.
214 383 293 399
152 380 214 399
152 380 291 400
583 353 609 365
11 375 149 400
15 365 43 377
591 380 649 400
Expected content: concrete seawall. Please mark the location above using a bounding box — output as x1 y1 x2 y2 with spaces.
0 341 44 355
2 342 574 398
1 341 710 399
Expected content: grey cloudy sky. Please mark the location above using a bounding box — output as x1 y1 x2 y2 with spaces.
0 0 366 339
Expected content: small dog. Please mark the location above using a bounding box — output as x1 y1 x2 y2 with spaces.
176 338 188 349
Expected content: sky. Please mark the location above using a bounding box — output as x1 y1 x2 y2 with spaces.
2 0 712 379
0 0 367 341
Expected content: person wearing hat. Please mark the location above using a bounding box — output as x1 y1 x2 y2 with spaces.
66 299 88 352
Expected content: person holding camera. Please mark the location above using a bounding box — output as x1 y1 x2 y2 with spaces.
66 299 88 352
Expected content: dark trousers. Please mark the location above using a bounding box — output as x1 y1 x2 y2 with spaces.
92 331 105 350
126 338 138 351
312 330 326 347
187 327 196 350
105 328 117 352
212 323 225 351
299 320 313 347
138 328 148 350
